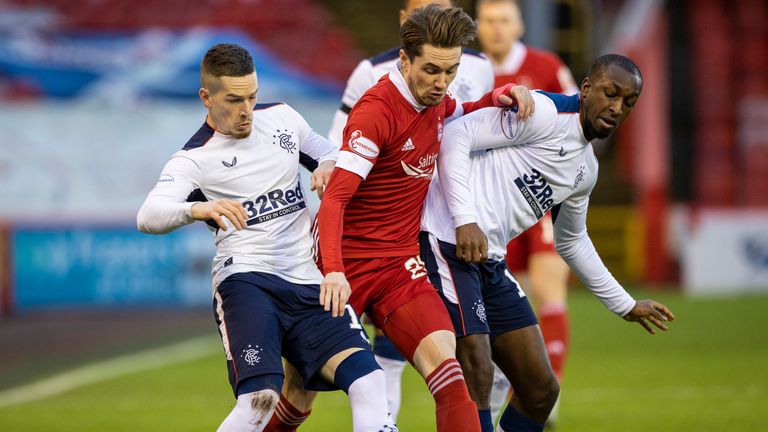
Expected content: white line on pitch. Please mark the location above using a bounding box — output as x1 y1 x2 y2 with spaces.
0 335 220 408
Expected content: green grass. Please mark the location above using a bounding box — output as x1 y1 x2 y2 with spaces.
1 289 767 431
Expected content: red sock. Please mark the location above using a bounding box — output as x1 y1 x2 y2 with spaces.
427 358 482 432
539 303 570 379
264 394 310 432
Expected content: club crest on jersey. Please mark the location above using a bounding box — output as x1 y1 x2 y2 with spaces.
272 129 297 154
348 130 380 159
240 344 261 366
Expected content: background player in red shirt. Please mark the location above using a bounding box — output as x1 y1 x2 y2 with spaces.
266 5 533 432
477 0 578 425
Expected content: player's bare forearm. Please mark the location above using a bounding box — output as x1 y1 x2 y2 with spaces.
622 299 676 334
191 200 247 231
455 223 488 263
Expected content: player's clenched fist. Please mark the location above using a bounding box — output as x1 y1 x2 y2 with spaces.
455 223 489 263
320 272 351 318
191 199 247 231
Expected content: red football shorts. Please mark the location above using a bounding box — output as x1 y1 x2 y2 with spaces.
505 213 557 272
340 255 455 362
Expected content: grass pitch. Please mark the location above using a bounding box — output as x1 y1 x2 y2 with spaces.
1 289 766 431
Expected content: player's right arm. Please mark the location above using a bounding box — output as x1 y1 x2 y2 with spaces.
441 93 555 261
137 155 246 234
327 59 377 147
317 98 390 317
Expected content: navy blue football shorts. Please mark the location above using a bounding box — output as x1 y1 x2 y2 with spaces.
213 271 371 395
419 231 538 338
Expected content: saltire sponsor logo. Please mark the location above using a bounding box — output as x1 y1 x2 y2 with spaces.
242 183 307 225
513 168 554 219
347 130 380 159
401 152 438 180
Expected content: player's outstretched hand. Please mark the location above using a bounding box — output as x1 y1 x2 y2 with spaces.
455 223 488 263
311 160 335 199
320 272 351 318
492 83 535 121
622 299 676 335
191 199 247 231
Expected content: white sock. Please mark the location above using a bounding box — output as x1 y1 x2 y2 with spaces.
348 369 399 432
374 354 407 422
217 389 279 432
489 363 511 423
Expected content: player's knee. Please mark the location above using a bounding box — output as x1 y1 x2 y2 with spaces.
333 349 382 393
456 334 493 381
520 373 559 414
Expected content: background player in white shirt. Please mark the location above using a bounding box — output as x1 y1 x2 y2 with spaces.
137 43 397 432
325 0 497 424
420 54 676 432
326 0 495 148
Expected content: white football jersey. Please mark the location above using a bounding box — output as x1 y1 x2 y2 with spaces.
327 46 495 146
421 91 635 316
137 103 337 289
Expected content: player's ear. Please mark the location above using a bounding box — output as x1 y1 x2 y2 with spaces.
580 77 591 100
399 49 410 74
199 87 211 109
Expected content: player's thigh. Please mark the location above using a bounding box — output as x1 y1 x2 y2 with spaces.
481 260 538 337
283 283 371 391
214 273 285 394
419 231 490 338
527 252 569 304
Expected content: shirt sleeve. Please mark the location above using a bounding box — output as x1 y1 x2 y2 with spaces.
136 155 201 234
334 98 390 180
553 187 636 316
316 168 364 273
294 108 338 164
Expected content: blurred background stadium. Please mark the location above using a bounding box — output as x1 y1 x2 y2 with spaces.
0 0 766 430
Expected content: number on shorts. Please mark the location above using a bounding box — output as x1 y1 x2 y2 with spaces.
345 304 363 330
504 269 526 298
404 256 428 280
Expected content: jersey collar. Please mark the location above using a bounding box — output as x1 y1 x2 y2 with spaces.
389 63 427 113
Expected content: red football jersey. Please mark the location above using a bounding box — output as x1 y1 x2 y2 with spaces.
318 70 456 269
493 42 576 94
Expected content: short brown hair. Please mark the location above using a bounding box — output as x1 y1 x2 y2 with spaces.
399 4 477 60
200 43 255 90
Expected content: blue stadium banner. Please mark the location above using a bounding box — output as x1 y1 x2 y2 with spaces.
11 224 215 310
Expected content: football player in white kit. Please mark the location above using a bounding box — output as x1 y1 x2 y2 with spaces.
137 43 397 432
420 54 676 432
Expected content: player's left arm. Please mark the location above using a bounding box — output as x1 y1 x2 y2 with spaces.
553 190 675 334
